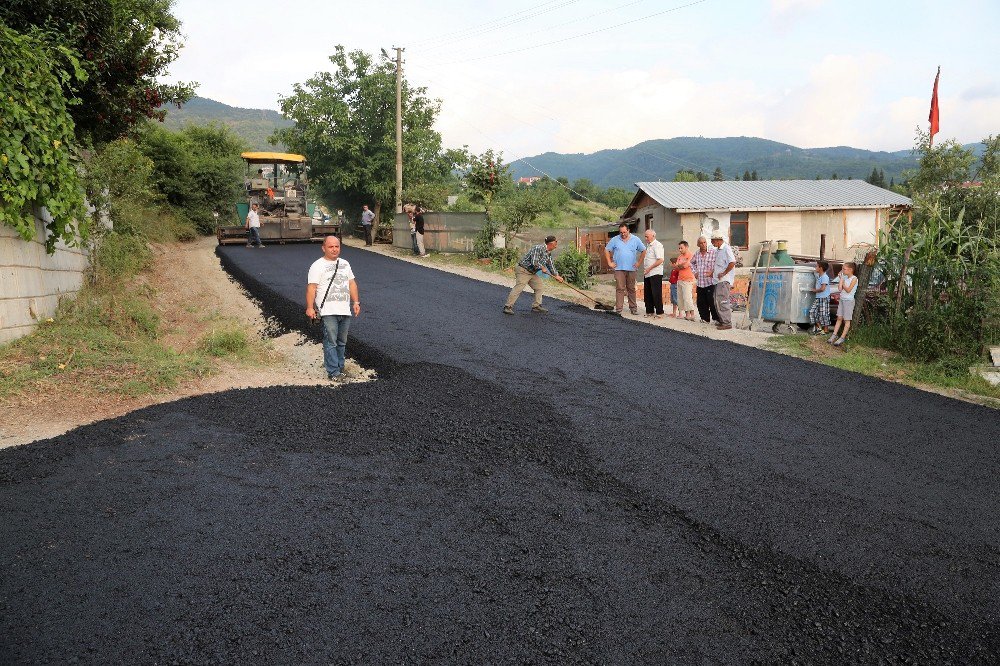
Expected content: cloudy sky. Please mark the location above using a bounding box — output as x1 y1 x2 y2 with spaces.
163 0 999 157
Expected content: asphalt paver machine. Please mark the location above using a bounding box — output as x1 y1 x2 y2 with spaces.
217 152 340 245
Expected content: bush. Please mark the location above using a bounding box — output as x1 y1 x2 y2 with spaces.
198 328 250 357
473 218 501 259
93 232 153 281
554 245 592 288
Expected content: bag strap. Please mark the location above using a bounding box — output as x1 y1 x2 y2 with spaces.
316 260 340 312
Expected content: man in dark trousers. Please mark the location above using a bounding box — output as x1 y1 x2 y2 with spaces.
360 205 375 246
690 236 719 323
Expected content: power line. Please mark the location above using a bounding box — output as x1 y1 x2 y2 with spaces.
419 0 709 68
410 0 578 49
409 63 718 176
415 0 584 54
418 0 648 57
411 69 673 183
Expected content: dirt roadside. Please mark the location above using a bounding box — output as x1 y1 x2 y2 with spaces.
0 237 373 449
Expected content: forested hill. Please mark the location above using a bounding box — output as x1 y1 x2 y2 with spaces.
509 136 985 188
159 96 293 151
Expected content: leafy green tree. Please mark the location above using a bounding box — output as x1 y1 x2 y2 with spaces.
570 178 597 201
465 148 513 213
0 23 89 250
743 170 752 181
750 170 759 181
674 170 698 182
1 0 194 146
712 167 725 181
491 187 549 260
598 187 633 210
138 123 245 233
275 46 456 224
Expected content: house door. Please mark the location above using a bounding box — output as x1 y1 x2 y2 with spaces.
644 214 653 231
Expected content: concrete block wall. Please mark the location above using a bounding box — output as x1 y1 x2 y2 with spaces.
0 215 89 346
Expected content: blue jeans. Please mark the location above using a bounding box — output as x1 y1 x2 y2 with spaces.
247 226 262 246
321 315 351 377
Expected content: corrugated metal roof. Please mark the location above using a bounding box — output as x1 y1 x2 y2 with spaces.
633 180 912 210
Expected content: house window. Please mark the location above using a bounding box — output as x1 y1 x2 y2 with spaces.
729 212 749 249
644 214 653 230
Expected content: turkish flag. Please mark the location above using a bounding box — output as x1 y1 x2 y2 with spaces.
929 67 940 145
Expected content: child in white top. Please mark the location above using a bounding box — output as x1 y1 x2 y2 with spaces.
828 262 858 346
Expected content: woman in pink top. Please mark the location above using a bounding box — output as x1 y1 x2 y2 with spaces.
674 240 697 320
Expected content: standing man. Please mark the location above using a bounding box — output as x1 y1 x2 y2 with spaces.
305 236 361 380
641 229 665 318
504 235 564 315
711 232 737 330
412 206 428 257
690 236 718 323
360 205 375 246
675 240 697 321
245 203 264 248
604 222 646 315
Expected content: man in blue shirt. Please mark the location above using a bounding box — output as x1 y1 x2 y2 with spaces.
604 222 646 314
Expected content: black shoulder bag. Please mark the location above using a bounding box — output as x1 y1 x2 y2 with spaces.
312 260 340 324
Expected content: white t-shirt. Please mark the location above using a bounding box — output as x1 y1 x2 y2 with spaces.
643 239 664 276
713 243 736 285
308 258 355 316
840 274 858 301
246 209 260 228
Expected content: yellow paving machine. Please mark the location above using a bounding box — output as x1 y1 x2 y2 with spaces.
217 152 340 245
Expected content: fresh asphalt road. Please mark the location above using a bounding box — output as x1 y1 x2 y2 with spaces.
2 243 998 663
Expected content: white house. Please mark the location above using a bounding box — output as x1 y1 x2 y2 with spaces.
621 180 912 261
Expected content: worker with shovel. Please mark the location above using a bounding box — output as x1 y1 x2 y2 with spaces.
503 235 564 315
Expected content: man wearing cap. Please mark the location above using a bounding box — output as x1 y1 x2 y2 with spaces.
504 235 565 314
711 232 737 330
604 222 647 315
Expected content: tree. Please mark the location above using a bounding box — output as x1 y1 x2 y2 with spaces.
570 178 597 201
465 149 513 214
0 23 89 250
275 46 456 225
743 170 752 181
598 187 633 210
750 170 759 181
1 0 194 146
712 167 725 181
492 187 549 258
138 123 245 233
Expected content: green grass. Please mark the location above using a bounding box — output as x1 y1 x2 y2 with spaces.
768 334 1000 405
198 328 252 358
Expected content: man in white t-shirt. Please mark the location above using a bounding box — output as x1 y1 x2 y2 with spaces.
641 229 665 317
305 236 361 380
710 232 736 330
245 203 264 248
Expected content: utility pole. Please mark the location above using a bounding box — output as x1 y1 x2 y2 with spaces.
394 46 404 214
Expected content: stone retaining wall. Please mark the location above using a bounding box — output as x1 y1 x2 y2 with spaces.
0 215 89 345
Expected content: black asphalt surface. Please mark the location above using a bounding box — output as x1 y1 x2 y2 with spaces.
2 243 999 664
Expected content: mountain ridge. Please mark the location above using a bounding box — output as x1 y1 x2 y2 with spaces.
510 136 984 188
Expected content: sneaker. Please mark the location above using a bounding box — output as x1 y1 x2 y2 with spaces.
246 244 253 248
328 371 341 381
827 335 837 344
503 306 514 315
630 309 639 315
833 337 846 347
531 306 549 314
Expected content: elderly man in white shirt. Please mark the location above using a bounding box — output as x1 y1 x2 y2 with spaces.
710 232 736 329
641 229 665 317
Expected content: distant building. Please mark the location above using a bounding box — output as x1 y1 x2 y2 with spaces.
621 180 912 261
518 176 541 186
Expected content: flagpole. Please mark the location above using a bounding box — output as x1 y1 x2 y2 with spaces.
928 66 940 148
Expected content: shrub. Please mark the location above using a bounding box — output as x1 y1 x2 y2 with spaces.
92 232 153 282
554 245 592 288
